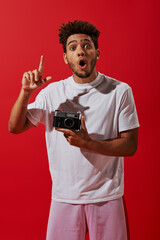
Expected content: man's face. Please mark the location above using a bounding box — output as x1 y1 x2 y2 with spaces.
64 34 100 81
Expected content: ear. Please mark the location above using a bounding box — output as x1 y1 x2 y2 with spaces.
96 49 100 60
63 53 68 64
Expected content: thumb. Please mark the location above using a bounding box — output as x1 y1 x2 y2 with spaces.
81 116 87 131
42 76 52 83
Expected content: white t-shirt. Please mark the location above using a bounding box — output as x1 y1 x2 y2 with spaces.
27 72 139 204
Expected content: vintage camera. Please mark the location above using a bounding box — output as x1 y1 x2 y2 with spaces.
53 110 81 131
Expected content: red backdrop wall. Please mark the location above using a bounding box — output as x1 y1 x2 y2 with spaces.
1 0 160 239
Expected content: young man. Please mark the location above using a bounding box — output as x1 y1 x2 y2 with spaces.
8 20 139 240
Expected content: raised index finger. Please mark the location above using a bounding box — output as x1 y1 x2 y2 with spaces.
38 55 44 75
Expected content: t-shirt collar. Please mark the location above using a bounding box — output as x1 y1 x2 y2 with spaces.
69 72 103 90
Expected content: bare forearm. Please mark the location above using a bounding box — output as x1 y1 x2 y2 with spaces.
8 88 32 133
85 133 138 157
57 118 138 157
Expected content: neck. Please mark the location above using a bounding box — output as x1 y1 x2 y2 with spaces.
73 69 98 84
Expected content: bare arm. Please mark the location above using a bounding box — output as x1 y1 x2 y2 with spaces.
8 56 52 134
8 88 34 133
86 128 138 156
56 116 139 157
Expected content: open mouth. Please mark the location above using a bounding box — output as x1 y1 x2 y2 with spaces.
79 59 87 68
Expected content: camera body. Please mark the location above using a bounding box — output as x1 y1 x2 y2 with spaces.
53 110 81 131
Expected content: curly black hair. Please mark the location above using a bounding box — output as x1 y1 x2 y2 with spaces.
59 20 100 52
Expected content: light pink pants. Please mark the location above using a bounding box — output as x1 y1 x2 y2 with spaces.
46 197 128 240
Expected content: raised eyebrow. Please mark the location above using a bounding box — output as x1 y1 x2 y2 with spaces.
68 40 77 46
82 39 91 43
67 39 92 46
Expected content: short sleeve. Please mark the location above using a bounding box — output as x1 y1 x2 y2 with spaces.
27 90 46 126
118 87 140 132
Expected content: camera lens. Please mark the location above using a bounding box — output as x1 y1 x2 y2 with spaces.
64 118 74 128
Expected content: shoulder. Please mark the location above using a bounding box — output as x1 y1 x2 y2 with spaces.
39 76 72 95
98 73 131 95
105 74 130 90
44 79 65 92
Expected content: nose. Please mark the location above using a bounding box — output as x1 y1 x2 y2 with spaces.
77 45 85 57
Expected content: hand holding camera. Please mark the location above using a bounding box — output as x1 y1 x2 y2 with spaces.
54 111 91 148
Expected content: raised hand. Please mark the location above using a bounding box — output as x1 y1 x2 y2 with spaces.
22 56 52 93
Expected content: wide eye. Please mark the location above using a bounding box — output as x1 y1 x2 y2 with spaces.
70 45 76 51
84 44 91 49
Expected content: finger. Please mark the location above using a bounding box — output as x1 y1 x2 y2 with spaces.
56 128 73 135
81 116 87 131
42 76 52 83
38 55 44 75
56 128 69 134
28 71 34 85
23 72 30 81
64 133 69 138
33 69 39 82
55 128 66 133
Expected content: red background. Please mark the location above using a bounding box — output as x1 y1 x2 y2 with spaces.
0 0 160 239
